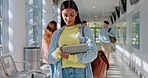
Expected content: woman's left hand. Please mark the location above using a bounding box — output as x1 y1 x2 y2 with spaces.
61 52 69 59
59 44 69 59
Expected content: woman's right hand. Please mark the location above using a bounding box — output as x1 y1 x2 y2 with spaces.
59 44 69 59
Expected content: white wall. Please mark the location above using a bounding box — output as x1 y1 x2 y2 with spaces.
115 0 148 77
140 0 148 60
9 0 25 70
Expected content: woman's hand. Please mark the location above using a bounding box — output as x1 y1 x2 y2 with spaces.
59 44 69 59
61 52 69 59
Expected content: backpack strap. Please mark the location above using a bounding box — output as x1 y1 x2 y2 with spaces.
82 26 85 37
108 28 111 32
99 50 110 70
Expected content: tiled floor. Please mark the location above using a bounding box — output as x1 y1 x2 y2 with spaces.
108 51 139 78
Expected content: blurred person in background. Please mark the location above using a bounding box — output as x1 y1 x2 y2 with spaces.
82 20 87 26
98 21 116 60
42 21 57 78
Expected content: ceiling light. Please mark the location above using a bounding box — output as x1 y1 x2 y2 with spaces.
92 6 96 8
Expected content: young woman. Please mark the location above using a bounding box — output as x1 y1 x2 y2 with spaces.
48 1 98 78
42 21 57 78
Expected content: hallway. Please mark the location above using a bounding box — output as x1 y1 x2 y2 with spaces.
108 52 139 78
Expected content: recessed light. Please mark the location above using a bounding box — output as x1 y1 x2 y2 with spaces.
92 6 96 8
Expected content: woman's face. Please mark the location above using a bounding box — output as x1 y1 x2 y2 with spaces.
61 8 78 26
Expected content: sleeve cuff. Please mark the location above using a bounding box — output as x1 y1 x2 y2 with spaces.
52 47 61 60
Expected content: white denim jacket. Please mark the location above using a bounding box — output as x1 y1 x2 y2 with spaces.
48 24 98 78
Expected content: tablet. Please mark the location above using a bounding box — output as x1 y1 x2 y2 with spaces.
62 44 87 53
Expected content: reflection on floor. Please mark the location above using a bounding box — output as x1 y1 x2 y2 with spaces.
34 51 140 78
34 64 50 78
108 52 139 78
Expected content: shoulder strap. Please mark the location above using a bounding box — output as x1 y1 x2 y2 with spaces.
82 26 85 37
108 28 111 32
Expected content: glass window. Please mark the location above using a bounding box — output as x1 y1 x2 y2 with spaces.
116 22 121 44
52 2 58 22
0 0 3 54
25 0 42 47
88 22 102 41
29 25 38 46
116 20 127 45
0 0 8 55
0 21 2 56
0 0 2 18
123 20 127 44
132 12 140 49
0 21 2 44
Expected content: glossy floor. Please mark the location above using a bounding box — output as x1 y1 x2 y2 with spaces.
108 52 139 78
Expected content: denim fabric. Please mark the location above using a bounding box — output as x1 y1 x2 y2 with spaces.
98 27 116 44
49 64 54 78
62 67 86 78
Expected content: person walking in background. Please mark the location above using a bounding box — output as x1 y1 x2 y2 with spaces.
48 0 97 78
42 21 57 78
98 21 116 60
82 20 87 26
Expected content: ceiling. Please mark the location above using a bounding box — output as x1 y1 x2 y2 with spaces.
74 0 119 22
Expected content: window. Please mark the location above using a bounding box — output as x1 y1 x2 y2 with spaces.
0 0 8 56
116 22 121 44
132 12 140 49
0 0 2 55
123 20 127 44
52 1 58 22
0 17 2 45
25 0 42 47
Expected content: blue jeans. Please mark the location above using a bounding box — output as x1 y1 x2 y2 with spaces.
62 67 86 78
49 64 54 78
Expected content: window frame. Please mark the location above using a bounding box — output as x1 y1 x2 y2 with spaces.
132 11 140 49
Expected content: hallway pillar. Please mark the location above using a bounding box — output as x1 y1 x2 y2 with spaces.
9 0 25 70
